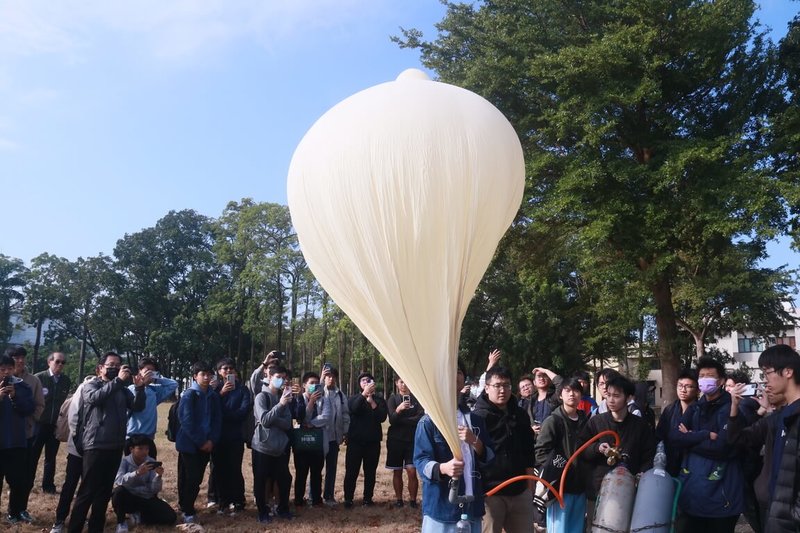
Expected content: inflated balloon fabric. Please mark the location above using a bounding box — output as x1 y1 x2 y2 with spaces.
287 69 524 460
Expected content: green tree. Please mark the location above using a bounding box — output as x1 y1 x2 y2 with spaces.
0 254 27 350
398 0 792 402
21 253 68 369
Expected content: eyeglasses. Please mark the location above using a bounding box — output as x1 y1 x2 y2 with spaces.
677 384 695 390
487 383 511 391
220 366 235 371
53 360 66 365
761 368 778 378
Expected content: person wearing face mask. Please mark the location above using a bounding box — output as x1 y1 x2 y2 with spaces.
251 365 294 523
669 357 744 532
68 352 147 533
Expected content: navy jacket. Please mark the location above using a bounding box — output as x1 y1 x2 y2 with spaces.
175 384 222 453
0 377 34 449
213 379 252 443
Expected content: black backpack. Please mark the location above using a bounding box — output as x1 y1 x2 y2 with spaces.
166 391 197 442
628 401 656 433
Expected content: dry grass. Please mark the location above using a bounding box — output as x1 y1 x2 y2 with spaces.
17 402 423 532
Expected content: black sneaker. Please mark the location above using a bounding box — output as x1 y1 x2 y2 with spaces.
409 500 418 509
393 500 404 508
343 500 353 509
19 510 34 523
363 499 375 507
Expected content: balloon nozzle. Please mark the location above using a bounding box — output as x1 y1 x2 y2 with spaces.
448 477 475 506
605 447 629 466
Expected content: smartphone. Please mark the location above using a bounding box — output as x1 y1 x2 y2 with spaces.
292 377 300 387
322 362 332 372
741 383 758 397
402 394 410 403
146 461 163 468
226 374 235 384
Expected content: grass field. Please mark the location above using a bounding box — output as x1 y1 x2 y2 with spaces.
16 402 423 532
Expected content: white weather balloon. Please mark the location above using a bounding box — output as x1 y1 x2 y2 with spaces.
287 69 524 459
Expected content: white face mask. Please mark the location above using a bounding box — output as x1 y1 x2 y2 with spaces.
271 377 285 390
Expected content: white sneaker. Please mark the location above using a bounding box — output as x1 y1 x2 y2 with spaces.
49 523 64 533
115 523 129 533
183 514 195 524
206 500 217 509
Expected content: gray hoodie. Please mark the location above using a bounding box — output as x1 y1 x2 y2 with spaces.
114 454 163 499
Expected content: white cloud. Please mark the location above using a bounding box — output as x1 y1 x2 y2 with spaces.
0 0 378 62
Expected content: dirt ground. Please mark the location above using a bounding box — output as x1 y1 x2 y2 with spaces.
16 402 423 532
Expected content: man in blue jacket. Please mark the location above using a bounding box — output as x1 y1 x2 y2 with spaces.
125 357 177 459
0 354 35 525
669 357 743 532
175 361 222 524
414 365 494 532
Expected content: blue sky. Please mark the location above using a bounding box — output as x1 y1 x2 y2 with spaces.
1 0 798 272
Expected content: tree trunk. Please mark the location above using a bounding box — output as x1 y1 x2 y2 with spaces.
32 317 42 373
652 277 681 406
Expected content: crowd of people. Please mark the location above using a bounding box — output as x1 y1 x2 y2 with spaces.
0 344 798 533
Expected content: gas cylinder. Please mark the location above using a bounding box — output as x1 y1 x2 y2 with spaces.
630 442 676 533
591 465 636 533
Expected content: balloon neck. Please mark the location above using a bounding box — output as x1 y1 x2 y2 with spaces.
448 477 475 507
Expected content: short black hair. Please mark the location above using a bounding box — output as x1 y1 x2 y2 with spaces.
596 368 620 382
0 355 14 367
519 374 534 383
726 369 750 384
138 357 159 372
357 371 374 383
759 344 800 384
302 371 320 384
191 361 213 376
677 368 698 384
99 352 121 366
572 370 590 382
270 365 288 377
557 377 585 399
5 346 26 358
326 367 339 379
215 357 236 372
485 366 512 383
128 434 152 449
605 375 635 398
696 357 725 379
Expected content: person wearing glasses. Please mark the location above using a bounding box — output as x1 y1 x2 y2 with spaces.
472 366 536 533
68 352 147 533
33 352 72 494
593 368 620 416
655 369 698 477
125 357 176 459
728 345 800 533
207 358 251 516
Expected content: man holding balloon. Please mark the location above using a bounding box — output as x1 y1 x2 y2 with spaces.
414 366 494 532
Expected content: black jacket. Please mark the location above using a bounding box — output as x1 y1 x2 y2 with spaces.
80 377 146 451
472 392 536 495
581 411 656 500
386 393 424 443
729 400 800 532
35 370 72 426
347 393 388 443
534 406 587 494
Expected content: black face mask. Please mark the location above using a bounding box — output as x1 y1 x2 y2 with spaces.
105 368 120 380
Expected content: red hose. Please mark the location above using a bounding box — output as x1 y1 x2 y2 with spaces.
484 429 621 509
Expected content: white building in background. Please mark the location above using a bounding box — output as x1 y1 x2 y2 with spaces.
617 306 799 411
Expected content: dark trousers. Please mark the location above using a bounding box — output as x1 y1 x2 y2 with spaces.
210 440 246 508
68 448 122 533
0 447 28 517
252 449 291 517
177 451 210 516
55 453 83 523
323 441 340 501
343 440 380 503
20 435 35 510
681 514 739 533
31 422 60 491
294 448 324 504
111 486 176 525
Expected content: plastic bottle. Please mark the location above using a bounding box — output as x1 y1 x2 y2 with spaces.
455 513 471 533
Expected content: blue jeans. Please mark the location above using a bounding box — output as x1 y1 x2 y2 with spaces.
421 515 481 533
